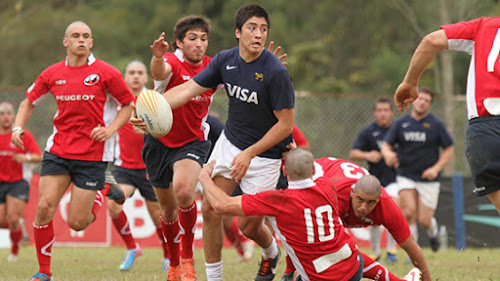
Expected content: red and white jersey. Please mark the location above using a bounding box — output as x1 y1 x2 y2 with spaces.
153 49 215 148
441 17 500 119
242 177 360 281
114 94 146 170
313 157 411 244
26 53 134 162
0 129 41 183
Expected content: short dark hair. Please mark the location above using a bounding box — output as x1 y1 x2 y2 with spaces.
172 15 211 49
374 97 393 110
419 87 436 102
234 4 270 32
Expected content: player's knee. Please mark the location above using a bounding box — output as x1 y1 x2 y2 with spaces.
107 200 122 216
174 183 194 206
202 203 217 221
36 200 58 221
6 214 20 228
67 217 89 231
417 217 431 229
161 207 178 221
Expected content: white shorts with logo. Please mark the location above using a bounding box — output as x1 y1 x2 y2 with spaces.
384 182 400 198
208 131 281 195
396 175 440 209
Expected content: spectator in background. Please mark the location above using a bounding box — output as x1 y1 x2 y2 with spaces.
107 60 170 271
11 21 133 281
0 101 42 263
393 17 500 216
350 97 399 263
382 88 454 252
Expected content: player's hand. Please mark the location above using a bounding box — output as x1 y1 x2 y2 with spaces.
383 151 399 168
366 151 382 163
12 153 29 163
129 103 148 133
11 129 25 150
150 32 170 59
230 149 253 183
422 167 439 181
199 160 216 183
90 124 113 142
267 41 288 66
394 82 418 112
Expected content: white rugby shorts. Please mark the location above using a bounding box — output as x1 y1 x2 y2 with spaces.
208 131 281 195
396 175 440 209
384 182 400 198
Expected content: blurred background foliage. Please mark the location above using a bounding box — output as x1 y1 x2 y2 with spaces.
1 0 499 94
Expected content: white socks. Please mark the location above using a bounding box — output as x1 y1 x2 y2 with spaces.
262 237 278 259
427 217 438 238
410 222 418 242
369 225 382 256
205 260 223 281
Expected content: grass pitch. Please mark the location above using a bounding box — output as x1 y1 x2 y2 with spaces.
0 245 498 280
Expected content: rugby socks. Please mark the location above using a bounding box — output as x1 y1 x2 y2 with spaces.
386 232 397 252
10 227 22 255
161 216 181 266
369 225 382 257
284 254 296 273
156 225 169 258
33 221 55 276
427 217 438 238
111 211 136 249
178 201 197 259
409 223 418 242
224 217 247 256
262 236 279 259
205 260 223 281
361 252 404 281
91 190 105 219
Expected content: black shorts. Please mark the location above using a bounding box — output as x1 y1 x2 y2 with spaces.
466 116 500 196
40 151 107 190
0 180 30 203
142 135 210 189
112 166 157 202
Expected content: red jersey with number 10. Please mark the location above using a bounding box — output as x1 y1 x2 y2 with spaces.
153 49 215 148
26 54 134 162
442 17 500 119
313 157 411 244
242 177 360 281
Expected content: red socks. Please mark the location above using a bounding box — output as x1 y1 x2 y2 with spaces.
360 252 404 281
10 227 22 255
91 190 105 219
224 217 247 256
111 211 136 249
161 216 181 266
156 225 169 258
178 202 197 259
33 221 55 276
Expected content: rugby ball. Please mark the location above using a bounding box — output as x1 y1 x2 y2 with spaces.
135 89 173 137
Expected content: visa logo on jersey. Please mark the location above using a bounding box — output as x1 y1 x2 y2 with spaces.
84 74 100 86
225 83 259 105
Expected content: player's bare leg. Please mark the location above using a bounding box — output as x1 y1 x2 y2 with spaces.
202 176 237 281
417 200 439 251
398 189 418 238
487 189 500 215
172 159 201 281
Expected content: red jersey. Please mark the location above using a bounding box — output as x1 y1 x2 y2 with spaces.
242 177 360 281
26 54 134 162
441 17 500 119
0 129 41 183
153 49 215 148
293 125 309 148
313 157 411 244
115 94 146 170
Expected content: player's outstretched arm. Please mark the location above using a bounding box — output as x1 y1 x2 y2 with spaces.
199 161 245 217
150 32 173 80
399 236 432 281
11 99 35 150
395 29 448 112
162 79 210 110
267 41 288 65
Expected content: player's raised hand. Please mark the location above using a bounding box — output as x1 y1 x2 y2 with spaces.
230 149 253 183
267 41 288 65
150 32 170 59
394 82 419 112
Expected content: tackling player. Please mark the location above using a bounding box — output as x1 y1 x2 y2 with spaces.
394 17 500 216
0 101 42 263
11 21 134 281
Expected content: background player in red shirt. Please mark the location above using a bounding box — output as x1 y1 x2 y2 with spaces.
394 17 500 216
0 101 42 263
107 60 169 271
11 21 134 281
199 148 364 281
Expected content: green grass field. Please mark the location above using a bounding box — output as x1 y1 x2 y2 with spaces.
0 246 498 280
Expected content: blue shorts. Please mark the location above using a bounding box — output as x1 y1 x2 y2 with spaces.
0 180 30 203
142 135 210 189
112 166 157 202
40 152 107 190
466 116 500 196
